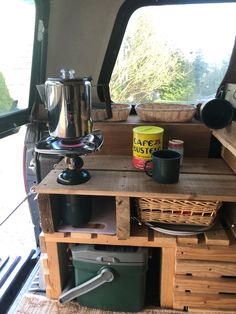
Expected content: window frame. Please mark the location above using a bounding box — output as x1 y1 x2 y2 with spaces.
97 0 236 102
0 0 50 139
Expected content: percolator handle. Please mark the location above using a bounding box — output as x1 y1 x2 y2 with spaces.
102 84 113 119
59 267 114 304
84 80 93 133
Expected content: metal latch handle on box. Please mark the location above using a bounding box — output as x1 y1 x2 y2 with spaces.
59 267 114 304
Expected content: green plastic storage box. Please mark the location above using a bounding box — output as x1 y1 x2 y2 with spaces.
60 244 149 312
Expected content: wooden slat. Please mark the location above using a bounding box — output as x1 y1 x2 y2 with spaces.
160 247 176 308
35 170 236 202
56 155 233 175
182 158 232 175
39 233 46 253
177 245 236 262
176 260 236 277
177 235 199 245
44 242 68 299
70 232 93 239
41 253 48 269
213 121 236 158
116 196 130 239
153 229 176 246
175 275 236 294
94 117 211 157
44 242 62 299
222 146 236 173
41 254 50 297
43 268 50 285
41 224 230 250
204 222 230 246
56 155 135 171
173 291 236 310
189 309 236 313
42 225 176 248
37 194 55 233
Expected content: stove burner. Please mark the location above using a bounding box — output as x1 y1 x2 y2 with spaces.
52 137 94 151
57 134 95 148
35 130 104 185
59 139 85 148
35 131 103 156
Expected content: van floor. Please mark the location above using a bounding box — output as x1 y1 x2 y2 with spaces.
8 261 185 314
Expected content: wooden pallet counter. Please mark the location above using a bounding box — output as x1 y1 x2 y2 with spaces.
35 156 236 239
37 157 236 202
39 222 236 308
36 155 236 311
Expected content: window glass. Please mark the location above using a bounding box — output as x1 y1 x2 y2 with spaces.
110 3 236 104
0 0 35 116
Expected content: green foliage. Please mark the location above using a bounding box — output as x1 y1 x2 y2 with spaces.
110 13 229 104
159 50 195 101
110 15 195 103
0 72 13 114
192 51 228 99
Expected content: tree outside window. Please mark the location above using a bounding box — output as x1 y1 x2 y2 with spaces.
110 4 233 104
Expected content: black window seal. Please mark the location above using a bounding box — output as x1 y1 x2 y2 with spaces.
29 0 50 113
0 0 50 138
97 0 236 102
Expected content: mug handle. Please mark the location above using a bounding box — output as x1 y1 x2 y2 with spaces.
144 160 152 177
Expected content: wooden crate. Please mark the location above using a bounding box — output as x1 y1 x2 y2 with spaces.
36 155 236 241
40 220 235 309
36 155 236 310
40 225 176 300
173 228 236 311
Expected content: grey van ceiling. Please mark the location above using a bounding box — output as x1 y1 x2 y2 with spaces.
46 0 123 101
46 0 236 103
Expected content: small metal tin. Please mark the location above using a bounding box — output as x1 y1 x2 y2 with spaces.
168 139 184 165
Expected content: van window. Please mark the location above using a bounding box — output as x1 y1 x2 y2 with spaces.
0 0 35 116
110 3 236 104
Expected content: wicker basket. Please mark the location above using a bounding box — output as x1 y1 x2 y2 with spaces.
92 103 131 121
137 198 222 226
135 103 196 122
108 104 132 121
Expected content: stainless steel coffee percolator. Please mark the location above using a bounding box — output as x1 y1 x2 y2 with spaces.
36 69 103 185
37 69 93 139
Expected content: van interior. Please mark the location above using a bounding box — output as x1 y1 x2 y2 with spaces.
1 1 236 313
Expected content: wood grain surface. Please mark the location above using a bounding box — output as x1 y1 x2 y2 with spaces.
213 121 236 157
94 117 211 157
36 169 236 202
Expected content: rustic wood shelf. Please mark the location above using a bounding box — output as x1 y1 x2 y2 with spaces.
42 221 234 248
36 155 236 311
35 156 236 238
36 156 236 202
94 117 211 157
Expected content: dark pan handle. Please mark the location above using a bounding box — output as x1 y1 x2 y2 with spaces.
102 85 113 119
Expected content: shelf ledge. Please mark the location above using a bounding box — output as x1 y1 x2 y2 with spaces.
212 121 236 157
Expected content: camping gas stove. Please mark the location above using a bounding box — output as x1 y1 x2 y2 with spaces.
35 130 103 185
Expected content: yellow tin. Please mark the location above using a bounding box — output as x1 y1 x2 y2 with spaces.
132 126 164 169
